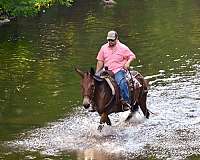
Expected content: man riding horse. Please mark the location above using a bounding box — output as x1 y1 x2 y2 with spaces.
96 30 136 111
75 31 149 129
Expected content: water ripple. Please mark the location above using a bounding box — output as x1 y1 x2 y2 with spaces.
4 66 200 160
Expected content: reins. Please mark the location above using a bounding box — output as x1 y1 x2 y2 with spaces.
92 75 115 112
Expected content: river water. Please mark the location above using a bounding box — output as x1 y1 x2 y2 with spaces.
0 0 200 159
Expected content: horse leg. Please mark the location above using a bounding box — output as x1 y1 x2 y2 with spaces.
98 112 111 131
130 88 140 112
125 102 139 122
131 102 139 112
138 93 149 119
100 112 111 125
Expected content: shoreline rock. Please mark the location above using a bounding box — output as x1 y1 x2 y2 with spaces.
102 0 117 5
0 16 16 26
101 0 117 8
0 18 10 26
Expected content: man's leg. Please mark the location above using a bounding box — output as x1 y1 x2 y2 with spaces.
114 70 130 103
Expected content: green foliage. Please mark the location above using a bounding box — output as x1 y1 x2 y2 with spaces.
0 0 74 16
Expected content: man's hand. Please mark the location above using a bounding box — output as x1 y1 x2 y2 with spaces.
124 62 130 70
124 56 135 70
96 60 104 73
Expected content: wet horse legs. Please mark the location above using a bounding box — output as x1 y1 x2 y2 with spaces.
98 112 111 131
138 93 149 119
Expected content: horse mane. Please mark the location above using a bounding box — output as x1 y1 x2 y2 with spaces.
93 75 104 82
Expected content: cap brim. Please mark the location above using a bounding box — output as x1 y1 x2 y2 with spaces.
107 36 115 40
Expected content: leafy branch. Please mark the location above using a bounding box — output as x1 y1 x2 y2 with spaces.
0 0 74 17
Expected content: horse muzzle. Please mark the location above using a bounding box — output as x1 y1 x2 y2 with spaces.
82 96 91 109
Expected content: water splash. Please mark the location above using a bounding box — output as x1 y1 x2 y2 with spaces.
6 70 200 159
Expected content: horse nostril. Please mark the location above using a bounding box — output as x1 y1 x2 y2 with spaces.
83 104 90 109
83 97 90 109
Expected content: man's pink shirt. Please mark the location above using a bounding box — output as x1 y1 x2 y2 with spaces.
96 41 135 74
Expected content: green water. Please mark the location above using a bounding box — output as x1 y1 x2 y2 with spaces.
0 0 200 159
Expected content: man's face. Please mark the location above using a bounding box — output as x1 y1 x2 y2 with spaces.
108 38 117 47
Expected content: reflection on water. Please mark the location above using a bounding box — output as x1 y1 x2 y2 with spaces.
5 66 200 159
0 0 200 159
79 148 117 160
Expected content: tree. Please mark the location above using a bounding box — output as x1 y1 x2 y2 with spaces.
0 0 74 17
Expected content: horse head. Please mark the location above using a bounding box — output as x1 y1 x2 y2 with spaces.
75 68 95 109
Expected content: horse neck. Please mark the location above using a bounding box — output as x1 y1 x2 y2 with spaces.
93 80 112 102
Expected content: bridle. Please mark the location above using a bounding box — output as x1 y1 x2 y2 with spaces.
82 72 95 102
86 74 115 111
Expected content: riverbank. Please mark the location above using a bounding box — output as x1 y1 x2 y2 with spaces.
0 0 74 27
0 15 16 26
0 19 10 26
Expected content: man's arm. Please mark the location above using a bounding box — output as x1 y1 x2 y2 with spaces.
96 60 104 73
124 56 135 70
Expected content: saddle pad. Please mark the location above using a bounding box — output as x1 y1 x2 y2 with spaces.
126 71 142 89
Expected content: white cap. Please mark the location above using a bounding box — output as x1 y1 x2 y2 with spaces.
107 31 117 40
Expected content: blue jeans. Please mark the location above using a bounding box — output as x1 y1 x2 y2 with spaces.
114 70 130 103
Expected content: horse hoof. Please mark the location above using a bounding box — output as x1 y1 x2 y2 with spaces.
97 124 104 132
146 112 150 119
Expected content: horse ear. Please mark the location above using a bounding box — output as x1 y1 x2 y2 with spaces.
90 67 95 76
144 79 149 87
75 67 84 78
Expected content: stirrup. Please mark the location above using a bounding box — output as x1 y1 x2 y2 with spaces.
121 101 131 111
130 101 139 112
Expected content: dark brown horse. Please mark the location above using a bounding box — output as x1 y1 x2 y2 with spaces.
75 67 149 130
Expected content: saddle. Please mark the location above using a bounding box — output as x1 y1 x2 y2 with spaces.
100 69 144 106
100 70 121 105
